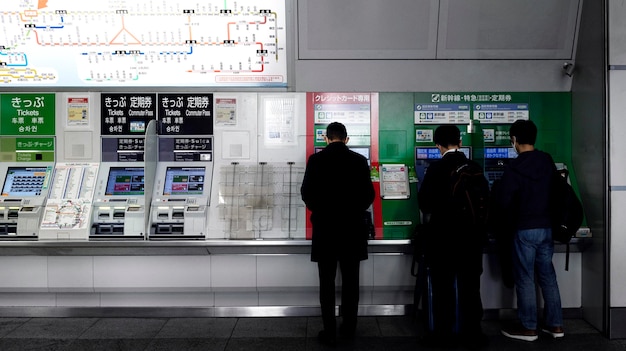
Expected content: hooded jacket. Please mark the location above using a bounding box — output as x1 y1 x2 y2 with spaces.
496 149 556 230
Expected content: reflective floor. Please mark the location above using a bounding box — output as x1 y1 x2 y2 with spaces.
0 315 621 351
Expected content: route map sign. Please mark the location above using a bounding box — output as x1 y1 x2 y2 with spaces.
0 0 287 87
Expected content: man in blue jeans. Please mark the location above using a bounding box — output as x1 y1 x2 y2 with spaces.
495 119 564 341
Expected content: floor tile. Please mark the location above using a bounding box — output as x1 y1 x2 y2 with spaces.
66 338 152 351
225 337 307 351
0 316 617 351
231 317 308 338
155 317 237 339
0 338 74 351
79 318 167 339
376 316 419 337
4 317 99 339
146 338 229 351
0 318 30 338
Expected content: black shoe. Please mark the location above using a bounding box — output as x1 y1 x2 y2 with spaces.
501 324 538 342
541 325 565 338
318 330 337 347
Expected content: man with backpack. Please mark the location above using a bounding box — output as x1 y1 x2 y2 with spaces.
417 125 489 349
494 119 564 341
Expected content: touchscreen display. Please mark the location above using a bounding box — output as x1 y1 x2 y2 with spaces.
415 147 471 160
350 147 370 160
1 167 49 197
105 167 145 196
163 167 205 195
484 147 517 159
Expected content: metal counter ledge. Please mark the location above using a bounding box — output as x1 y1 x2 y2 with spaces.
0 237 591 256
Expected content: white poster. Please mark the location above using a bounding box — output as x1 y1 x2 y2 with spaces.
264 97 296 146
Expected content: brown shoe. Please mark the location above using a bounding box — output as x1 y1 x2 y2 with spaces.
541 326 565 338
501 325 538 342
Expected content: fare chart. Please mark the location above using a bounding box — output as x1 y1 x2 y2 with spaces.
0 0 287 87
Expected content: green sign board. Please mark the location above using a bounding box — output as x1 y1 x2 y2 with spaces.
0 94 55 136
0 137 55 162
15 137 55 151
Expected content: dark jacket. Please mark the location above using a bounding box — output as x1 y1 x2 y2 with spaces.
301 142 375 262
417 150 487 252
496 149 556 230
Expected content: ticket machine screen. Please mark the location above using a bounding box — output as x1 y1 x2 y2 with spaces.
350 147 370 160
105 167 145 196
350 147 370 165
163 167 205 195
414 147 471 190
484 147 517 186
1 167 47 197
415 146 471 160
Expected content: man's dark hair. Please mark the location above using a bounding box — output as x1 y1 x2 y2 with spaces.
509 119 537 145
433 125 461 147
326 122 348 141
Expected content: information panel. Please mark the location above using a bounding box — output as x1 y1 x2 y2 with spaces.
101 93 156 135
0 94 55 136
158 93 213 135
0 0 287 87
380 164 410 200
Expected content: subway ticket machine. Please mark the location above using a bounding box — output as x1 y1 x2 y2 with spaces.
90 164 146 239
0 164 53 239
149 138 213 240
96 93 159 240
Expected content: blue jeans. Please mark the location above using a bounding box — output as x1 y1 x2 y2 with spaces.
513 228 563 330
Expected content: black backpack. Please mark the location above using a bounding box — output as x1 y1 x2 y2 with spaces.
550 169 584 270
449 162 490 232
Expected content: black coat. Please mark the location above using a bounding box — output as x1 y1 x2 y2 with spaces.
495 149 556 230
300 142 375 262
417 150 486 251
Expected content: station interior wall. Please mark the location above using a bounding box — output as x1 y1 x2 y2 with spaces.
0 0 614 336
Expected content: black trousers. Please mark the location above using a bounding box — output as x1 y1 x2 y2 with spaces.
317 259 361 334
425 248 484 337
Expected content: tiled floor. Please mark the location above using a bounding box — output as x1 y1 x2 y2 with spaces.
0 316 621 350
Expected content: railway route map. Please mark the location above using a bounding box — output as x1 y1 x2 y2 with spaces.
0 0 287 87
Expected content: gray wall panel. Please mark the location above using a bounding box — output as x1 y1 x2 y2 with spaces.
298 0 438 59
438 0 580 59
295 60 572 92
609 0 626 65
574 0 606 335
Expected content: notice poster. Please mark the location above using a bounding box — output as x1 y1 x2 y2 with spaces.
263 97 296 146
67 97 89 127
215 98 237 126
380 164 409 200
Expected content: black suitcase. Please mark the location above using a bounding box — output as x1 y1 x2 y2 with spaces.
413 255 460 336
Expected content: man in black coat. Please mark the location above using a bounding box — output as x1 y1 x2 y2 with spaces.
301 122 375 345
417 125 487 348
